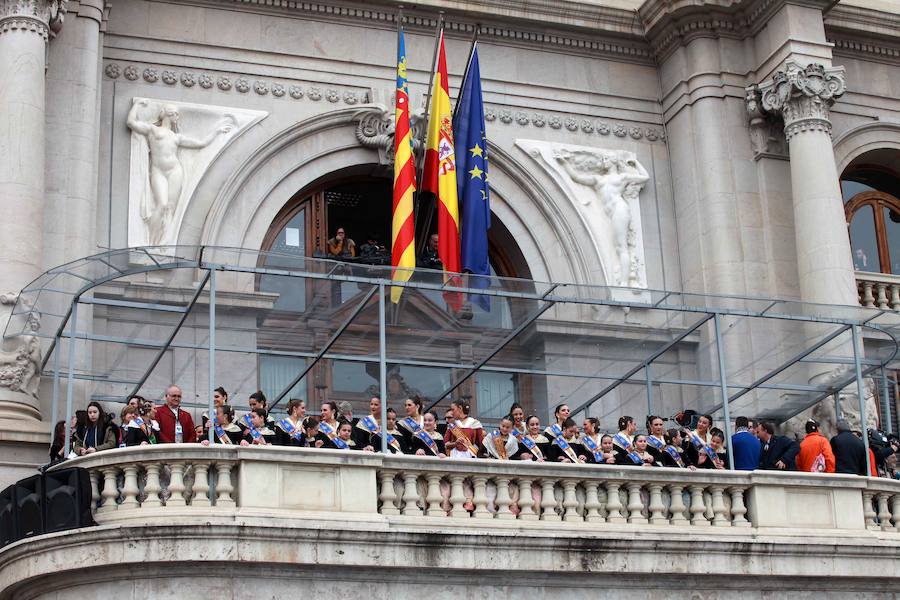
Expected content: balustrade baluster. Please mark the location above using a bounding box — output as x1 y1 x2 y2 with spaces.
377 471 399 515
517 478 538 521
877 493 892 531
167 463 186 507
424 474 444 517
605 482 625 523
689 485 709 526
877 283 889 309
98 468 119 513
120 465 140 510
710 486 728 526
561 480 580 522
583 482 602 523
626 482 647 524
891 285 900 312
648 484 666 524
192 463 211 508
862 281 875 308
493 477 514 520
728 487 750 527
891 494 900 533
540 479 560 521
401 472 423 516
668 484 688 525
143 464 161 508
89 470 100 511
471 476 491 519
215 463 235 507
449 475 468 519
597 483 608 520
863 491 878 530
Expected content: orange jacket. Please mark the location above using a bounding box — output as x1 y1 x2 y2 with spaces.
797 431 836 473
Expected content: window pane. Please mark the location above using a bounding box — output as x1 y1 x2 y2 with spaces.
883 206 900 275
850 205 881 272
842 180 876 203
261 211 306 311
476 372 517 419
259 355 307 410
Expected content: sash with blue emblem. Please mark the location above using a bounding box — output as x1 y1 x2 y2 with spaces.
317 420 349 450
361 416 402 453
278 418 305 443
549 424 580 463
241 414 266 444
515 432 544 460
580 434 604 463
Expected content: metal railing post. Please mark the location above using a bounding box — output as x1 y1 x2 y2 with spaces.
852 324 873 476
714 313 735 471
379 283 388 454
63 300 79 456
645 364 653 416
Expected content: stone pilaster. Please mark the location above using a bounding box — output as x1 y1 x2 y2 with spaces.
0 0 63 428
748 62 856 308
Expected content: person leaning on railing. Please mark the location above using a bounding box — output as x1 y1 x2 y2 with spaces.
797 419 836 473
73 401 117 456
156 385 197 444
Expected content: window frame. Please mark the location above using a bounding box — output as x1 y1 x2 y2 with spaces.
845 190 900 275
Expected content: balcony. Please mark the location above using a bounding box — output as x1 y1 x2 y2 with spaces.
857 271 900 311
1 446 900 598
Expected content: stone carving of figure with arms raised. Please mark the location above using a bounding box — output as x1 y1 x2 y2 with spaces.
126 99 233 245
554 148 649 287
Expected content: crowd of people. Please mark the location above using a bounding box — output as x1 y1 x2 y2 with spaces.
49 385 900 478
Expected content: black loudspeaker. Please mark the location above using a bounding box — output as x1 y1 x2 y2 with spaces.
43 467 94 533
15 474 43 539
0 484 15 547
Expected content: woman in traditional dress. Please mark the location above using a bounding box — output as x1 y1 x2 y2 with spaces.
409 410 446 457
683 413 714 467
315 401 343 447
396 395 425 449
612 415 640 465
199 404 243 445
599 434 617 464
548 418 586 463
483 415 524 460
517 415 551 461
369 408 406 453
580 417 604 463
696 428 727 469
444 399 484 458
632 434 657 466
543 403 571 437
353 396 382 448
275 398 307 447
240 408 277 446
509 403 527 435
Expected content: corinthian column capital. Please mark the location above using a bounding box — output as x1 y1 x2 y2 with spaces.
0 0 67 39
748 61 846 141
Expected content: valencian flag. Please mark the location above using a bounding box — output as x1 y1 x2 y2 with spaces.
452 43 491 311
422 28 463 311
391 28 416 303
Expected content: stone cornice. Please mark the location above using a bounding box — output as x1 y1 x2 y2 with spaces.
214 0 655 64
639 0 837 61
826 5 900 65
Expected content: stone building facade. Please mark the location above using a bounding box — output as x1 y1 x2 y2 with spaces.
1 0 900 484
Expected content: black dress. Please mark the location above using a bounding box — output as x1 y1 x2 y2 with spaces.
274 419 307 447
548 438 585 463
407 430 446 456
243 426 277 445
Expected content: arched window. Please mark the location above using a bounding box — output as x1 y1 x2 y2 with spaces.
842 169 900 274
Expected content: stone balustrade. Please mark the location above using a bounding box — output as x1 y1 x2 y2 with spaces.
856 272 900 311
48 445 900 535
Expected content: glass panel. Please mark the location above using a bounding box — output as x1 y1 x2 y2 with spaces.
476 371 516 419
260 210 306 311
883 205 900 275
259 355 307 405
842 179 876 203
849 205 881 272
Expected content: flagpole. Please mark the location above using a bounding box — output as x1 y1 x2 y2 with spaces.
453 24 480 121
414 12 444 258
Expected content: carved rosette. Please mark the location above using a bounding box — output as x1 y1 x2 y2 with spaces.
0 0 66 39
751 62 846 142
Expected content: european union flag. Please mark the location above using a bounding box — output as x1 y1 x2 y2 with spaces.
453 44 491 311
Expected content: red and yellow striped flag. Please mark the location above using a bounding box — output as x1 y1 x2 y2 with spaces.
422 29 462 310
391 29 416 303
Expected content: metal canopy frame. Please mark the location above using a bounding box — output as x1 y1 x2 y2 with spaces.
7 246 900 468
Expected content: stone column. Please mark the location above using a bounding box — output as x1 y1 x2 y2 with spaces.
750 62 855 307
0 0 62 428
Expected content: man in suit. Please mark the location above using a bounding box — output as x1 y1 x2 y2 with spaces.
756 421 799 470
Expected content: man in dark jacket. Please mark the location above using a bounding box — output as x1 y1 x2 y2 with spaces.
756 421 800 470
830 419 867 475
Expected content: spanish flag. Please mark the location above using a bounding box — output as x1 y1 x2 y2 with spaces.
391 29 416 303
422 29 462 310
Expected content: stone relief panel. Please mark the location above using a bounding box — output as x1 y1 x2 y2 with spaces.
126 97 267 247
516 139 650 289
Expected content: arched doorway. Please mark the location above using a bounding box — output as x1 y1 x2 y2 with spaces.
255 167 537 420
